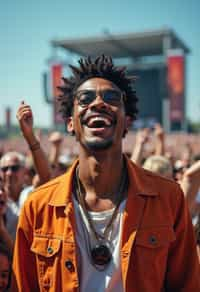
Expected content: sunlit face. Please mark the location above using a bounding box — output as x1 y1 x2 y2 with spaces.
0 254 10 292
0 154 25 200
67 78 129 152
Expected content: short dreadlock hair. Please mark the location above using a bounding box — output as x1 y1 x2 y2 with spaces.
58 55 138 120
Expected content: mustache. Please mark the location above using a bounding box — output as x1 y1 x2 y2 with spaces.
80 109 117 124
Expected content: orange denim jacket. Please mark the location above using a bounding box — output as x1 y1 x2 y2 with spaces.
12 158 200 291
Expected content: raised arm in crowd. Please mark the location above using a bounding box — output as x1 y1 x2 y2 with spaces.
16 101 51 185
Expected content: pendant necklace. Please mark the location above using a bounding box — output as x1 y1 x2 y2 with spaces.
75 164 127 270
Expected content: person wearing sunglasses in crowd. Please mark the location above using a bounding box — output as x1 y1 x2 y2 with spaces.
12 55 200 291
0 152 27 219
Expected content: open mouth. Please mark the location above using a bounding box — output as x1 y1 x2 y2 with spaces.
86 116 112 128
83 113 115 129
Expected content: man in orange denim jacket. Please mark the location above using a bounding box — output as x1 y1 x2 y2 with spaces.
13 55 200 291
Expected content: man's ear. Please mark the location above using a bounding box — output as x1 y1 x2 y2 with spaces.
123 116 133 137
126 116 133 129
66 117 75 135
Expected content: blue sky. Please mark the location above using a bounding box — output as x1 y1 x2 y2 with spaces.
0 0 199 128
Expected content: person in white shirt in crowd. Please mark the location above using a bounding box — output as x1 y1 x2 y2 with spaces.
0 152 27 217
0 177 17 252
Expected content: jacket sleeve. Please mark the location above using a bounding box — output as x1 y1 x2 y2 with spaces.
12 202 39 292
165 184 200 291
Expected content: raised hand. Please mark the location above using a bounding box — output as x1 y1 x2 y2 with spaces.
153 123 165 155
135 127 150 146
16 101 34 141
16 101 51 185
154 123 164 141
131 128 150 165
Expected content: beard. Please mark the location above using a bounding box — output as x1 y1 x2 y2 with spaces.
84 138 113 151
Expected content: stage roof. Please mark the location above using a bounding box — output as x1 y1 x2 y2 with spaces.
51 28 190 58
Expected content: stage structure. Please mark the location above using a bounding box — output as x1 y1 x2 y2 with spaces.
43 28 190 131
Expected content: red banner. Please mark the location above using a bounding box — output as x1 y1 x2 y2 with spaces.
167 53 185 122
5 107 11 129
51 64 63 124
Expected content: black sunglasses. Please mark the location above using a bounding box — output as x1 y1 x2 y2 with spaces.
75 89 124 107
1 165 21 173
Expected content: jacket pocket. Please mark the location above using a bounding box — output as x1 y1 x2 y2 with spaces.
31 236 61 257
135 226 176 249
125 227 176 291
30 236 62 290
132 226 176 280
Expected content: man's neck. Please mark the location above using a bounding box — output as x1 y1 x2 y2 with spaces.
77 153 125 211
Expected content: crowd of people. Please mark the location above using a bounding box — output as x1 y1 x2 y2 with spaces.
0 102 76 291
0 55 199 291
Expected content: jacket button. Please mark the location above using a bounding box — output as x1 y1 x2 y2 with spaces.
65 260 74 272
47 247 53 254
149 235 157 245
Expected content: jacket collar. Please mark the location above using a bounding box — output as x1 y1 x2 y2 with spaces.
48 159 79 207
126 157 159 197
48 156 158 207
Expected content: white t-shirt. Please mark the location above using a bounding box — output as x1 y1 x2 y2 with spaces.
6 200 19 240
19 185 34 209
73 196 126 292
195 188 200 203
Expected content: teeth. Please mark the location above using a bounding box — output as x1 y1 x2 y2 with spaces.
87 117 111 127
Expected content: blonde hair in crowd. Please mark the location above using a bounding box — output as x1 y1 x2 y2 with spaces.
143 155 173 177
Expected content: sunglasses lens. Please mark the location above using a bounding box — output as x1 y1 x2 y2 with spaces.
103 90 122 104
12 165 20 172
1 165 20 172
77 91 95 106
76 90 122 107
